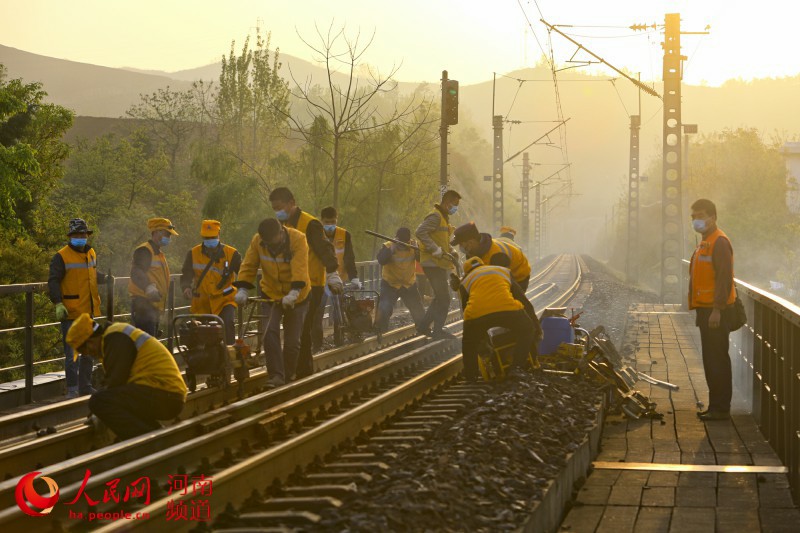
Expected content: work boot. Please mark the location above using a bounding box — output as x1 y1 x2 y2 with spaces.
265 376 285 389
432 330 456 340
697 410 730 421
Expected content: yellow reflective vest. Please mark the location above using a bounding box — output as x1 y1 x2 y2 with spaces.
419 207 454 270
381 241 417 289
329 226 349 282
128 242 170 311
238 228 312 303
461 265 523 320
479 239 531 284
189 244 238 315
57 245 101 320
103 322 187 398
287 210 326 287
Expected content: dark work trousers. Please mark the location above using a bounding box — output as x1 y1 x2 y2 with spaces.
419 266 452 334
263 299 309 383
219 304 236 345
89 383 184 440
376 280 427 333
696 307 732 413
296 286 325 378
61 319 95 395
311 288 342 351
131 296 160 337
462 310 535 381
517 275 530 293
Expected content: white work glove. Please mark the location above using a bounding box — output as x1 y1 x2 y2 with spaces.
431 247 444 259
282 289 300 309
327 272 344 294
234 288 249 306
350 277 362 290
145 284 161 302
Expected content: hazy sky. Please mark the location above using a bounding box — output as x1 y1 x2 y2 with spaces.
1 0 796 86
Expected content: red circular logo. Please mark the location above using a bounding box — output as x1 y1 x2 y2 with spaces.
15 471 60 517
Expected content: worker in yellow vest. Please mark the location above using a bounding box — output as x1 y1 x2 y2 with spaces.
415 189 461 339
48 218 111 399
457 257 537 381
235 218 312 388
688 198 736 421
451 222 532 291
65 313 186 440
129 218 178 336
312 206 359 349
268 187 342 379
497 226 518 245
180 220 242 345
375 227 426 333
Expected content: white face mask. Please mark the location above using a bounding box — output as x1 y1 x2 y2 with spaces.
692 218 708 233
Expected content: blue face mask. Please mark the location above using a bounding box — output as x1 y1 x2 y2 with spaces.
692 219 707 233
275 209 289 222
70 238 87 248
203 238 220 248
448 205 459 215
323 224 336 234
160 236 171 247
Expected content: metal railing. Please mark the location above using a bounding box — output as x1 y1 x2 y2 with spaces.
0 261 381 404
683 260 800 503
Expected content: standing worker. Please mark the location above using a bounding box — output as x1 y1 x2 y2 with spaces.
180 220 241 345
66 313 186 439
312 206 359 350
415 190 461 339
48 218 110 399
689 199 736 421
375 227 426 334
457 257 537 382
269 187 343 378
234 218 311 388
451 222 532 291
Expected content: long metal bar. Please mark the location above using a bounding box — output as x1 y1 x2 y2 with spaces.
594 462 788 474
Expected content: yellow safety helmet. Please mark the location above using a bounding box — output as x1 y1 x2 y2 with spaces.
463 256 485 275
65 313 101 359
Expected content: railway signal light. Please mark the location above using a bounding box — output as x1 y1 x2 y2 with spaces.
443 79 459 125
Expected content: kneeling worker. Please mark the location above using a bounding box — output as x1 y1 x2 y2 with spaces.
458 257 536 381
235 218 311 388
65 313 186 440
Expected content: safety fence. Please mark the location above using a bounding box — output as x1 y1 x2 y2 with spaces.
0 261 381 404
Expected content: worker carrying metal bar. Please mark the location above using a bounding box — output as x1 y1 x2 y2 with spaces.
235 218 312 388
457 257 537 381
180 220 242 346
66 313 186 440
374 227 427 334
451 222 532 291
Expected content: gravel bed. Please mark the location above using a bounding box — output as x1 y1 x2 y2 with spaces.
317 372 601 532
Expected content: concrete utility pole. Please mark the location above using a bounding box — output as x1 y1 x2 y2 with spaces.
440 70 449 191
493 115 504 233
521 152 531 252
660 13 684 304
626 114 641 284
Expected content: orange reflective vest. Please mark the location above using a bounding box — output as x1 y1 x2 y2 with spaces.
287 211 326 287
328 226 349 282
58 245 101 319
128 242 170 311
478 239 531 284
189 244 238 315
238 228 312 303
381 241 417 289
689 228 736 309
461 265 523 320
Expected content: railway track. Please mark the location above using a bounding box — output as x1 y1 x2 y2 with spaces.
0 253 581 531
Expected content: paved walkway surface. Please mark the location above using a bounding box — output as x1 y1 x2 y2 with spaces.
560 304 800 532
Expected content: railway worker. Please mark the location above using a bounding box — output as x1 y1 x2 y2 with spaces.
689 198 735 421
269 187 343 378
65 313 186 440
375 227 426 334
415 189 461 339
497 225 517 244
451 222 532 291
48 218 110 399
180 220 242 345
128 218 178 337
311 206 359 350
457 257 537 381
234 218 312 388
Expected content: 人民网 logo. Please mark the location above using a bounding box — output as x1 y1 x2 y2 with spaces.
15 471 59 517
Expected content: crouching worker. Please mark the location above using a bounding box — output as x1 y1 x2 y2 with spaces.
65 313 186 440
375 227 426 334
458 257 537 381
235 218 311 388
